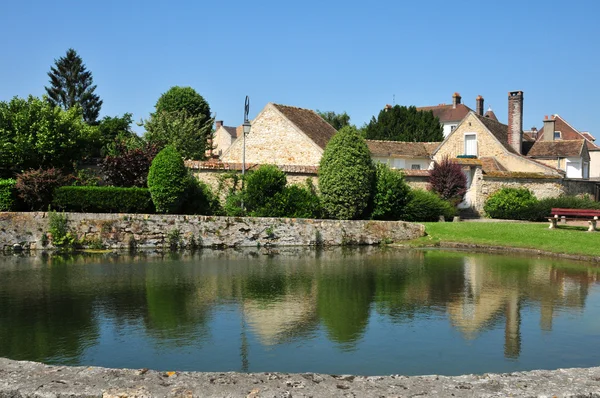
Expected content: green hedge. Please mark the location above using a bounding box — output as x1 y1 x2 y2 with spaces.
0 179 17 211
401 189 456 222
53 186 154 213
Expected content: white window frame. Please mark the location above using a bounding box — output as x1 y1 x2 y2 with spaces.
464 133 478 156
554 131 561 140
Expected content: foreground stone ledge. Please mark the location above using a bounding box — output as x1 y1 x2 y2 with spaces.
1 358 600 398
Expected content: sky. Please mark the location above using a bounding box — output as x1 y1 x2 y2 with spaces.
2 0 600 136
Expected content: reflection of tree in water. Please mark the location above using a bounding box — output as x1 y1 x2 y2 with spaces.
0 260 98 364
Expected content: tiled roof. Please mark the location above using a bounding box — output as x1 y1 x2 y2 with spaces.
474 113 518 154
423 142 441 156
451 158 482 166
366 140 437 158
581 132 596 142
223 126 238 138
185 160 318 174
484 109 498 122
484 171 562 180
416 103 472 123
272 104 337 149
527 140 585 158
480 157 507 172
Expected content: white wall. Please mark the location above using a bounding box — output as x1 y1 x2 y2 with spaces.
372 157 431 170
442 123 458 138
590 150 600 178
565 157 583 179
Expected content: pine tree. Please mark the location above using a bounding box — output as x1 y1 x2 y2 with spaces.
45 48 103 123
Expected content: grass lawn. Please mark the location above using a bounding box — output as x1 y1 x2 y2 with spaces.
419 221 600 257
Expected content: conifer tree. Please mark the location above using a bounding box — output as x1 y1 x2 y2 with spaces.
45 48 103 123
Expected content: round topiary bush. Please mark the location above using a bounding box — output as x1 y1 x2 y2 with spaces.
318 126 375 220
371 163 411 220
147 145 188 213
401 189 456 222
484 187 538 220
155 86 211 123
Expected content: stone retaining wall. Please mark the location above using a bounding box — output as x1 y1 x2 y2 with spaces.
0 212 424 251
1 357 599 397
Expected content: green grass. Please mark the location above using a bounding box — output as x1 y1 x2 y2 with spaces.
419 222 600 257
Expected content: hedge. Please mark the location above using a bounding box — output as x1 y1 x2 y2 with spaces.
53 186 154 213
0 179 17 211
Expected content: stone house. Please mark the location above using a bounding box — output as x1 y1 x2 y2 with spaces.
367 140 438 171
220 103 337 167
211 121 239 157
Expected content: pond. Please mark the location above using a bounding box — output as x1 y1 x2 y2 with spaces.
1 247 599 376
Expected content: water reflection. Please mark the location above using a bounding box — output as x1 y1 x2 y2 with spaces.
0 247 599 375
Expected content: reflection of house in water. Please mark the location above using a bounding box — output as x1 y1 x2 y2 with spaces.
447 256 595 360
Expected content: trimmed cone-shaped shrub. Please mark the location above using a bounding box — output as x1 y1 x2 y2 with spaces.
147 145 188 213
371 163 411 220
318 126 375 219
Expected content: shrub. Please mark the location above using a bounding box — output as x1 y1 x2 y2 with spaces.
319 126 375 219
370 163 411 220
224 192 246 217
101 140 160 187
0 179 17 211
401 189 456 222
429 156 467 204
15 168 70 210
48 211 77 248
244 165 287 211
53 186 154 213
147 145 188 213
252 184 322 219
522 195 600 222
180 176 223 215
71 168 101 187
483 187 538 220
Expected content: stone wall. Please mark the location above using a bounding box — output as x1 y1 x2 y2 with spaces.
0 212 425 251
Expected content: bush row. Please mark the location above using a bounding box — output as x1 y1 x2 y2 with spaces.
484 187 600 221
53 186 155 213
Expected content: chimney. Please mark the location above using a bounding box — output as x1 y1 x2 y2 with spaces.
530 127 538 139
452 92 462 109
384 104 393 111
215 120 223 130
543 115 556 141
507 91 524 153
476 95 484 116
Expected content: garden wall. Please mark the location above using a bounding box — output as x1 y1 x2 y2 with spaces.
0 212 425 251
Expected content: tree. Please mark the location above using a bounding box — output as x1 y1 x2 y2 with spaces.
101 140 160 187
318 126 375 220
428 156 467 204
365 105 443 142
317 110 352 131
97 113 135 151
45 48 103 123
144 86 214 160
0 95 96 175
371 163 411 220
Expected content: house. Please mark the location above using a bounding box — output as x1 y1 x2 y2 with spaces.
367 140 437 171
527 114 599 179
220 103 337 167
212 121 239 157
417 93 498 138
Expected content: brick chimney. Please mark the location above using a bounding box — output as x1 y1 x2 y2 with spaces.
452 92 462 109
215 120 223 130
507 91 524 153
543 115 556 141
476 95 484 116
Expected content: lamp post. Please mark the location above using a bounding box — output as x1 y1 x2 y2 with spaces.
241 96 251 210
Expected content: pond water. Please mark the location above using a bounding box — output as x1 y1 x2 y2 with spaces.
1 247 600 376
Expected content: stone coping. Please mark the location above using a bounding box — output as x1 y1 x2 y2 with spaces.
0 358 599 397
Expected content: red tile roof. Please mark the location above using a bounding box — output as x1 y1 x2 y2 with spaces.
484 109 498 122
416 103 472 123
536 115 599 150
272 104 337 149
527 140 586 158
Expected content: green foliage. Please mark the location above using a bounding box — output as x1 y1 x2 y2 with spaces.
483 188 538 220
252 184 322 219
318 126 375 219
71 168 100 186
317 110 352 130
365 105 443 142
53 186 154 213
96 113 135 154
244 165 287 211
180 176 223 216
167 228 182 251
15 168 70 211
48 211 77 248
0 96 96 173
401 189 456 222
101 140 160 187
147 146 188 213
371 163 411 220
144 86 213 160
224 192 245 217
45 48 103 123
0 179 17 211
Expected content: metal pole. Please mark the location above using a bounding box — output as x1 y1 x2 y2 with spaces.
241 96 250 211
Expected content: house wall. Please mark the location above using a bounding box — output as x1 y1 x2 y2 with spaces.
566 157 583 179
213 127 235 157
434 113 552 174
442 122 458 138
535 158 564 170
590 150 600 178
372 157 431 171
221 105 323 167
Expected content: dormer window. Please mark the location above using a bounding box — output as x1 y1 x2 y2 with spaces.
553 131 561 140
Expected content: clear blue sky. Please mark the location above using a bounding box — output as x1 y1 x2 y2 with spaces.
2 0 599 136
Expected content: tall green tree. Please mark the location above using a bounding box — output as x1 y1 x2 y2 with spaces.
144 86 214 160
365 105 443 142
317 110 352 131
45 48 103 123
318 126 375 220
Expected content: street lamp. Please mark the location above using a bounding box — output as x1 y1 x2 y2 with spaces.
241 96 251 210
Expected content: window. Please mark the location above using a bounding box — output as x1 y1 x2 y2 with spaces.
464 134 477 156
411 164 421 170
450 125 457 132
554 131 561 140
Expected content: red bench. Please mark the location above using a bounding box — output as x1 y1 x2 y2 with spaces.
548 208 600 232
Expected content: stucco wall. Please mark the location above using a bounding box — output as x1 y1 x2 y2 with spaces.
221 105 323 166
0 212 425 251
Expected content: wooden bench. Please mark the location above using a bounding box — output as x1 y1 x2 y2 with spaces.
548 208 600 232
